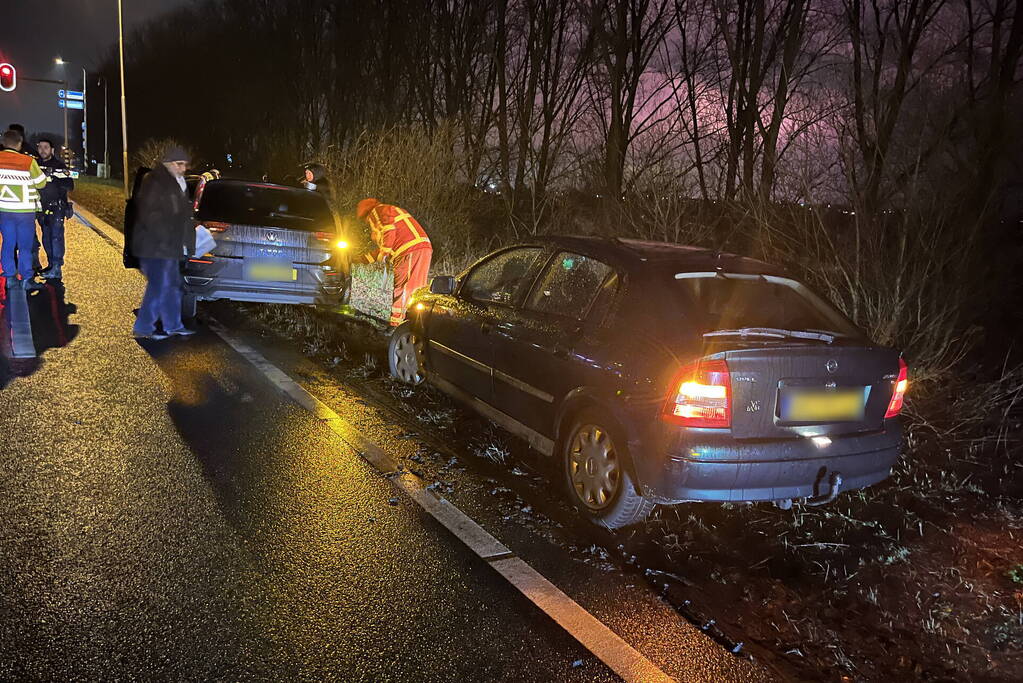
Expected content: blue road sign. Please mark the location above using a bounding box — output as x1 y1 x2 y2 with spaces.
58 99 84 110
66 90 84 101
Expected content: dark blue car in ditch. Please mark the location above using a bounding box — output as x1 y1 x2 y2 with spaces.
388 237 908 528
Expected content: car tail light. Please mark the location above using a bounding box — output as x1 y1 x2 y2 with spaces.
885 358 909 418
663 359 731 428
192 179 207 210
313 231 333 242
204 221 230 232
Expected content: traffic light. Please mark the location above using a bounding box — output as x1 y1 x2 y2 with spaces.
0 63 15 92
61 146 73 167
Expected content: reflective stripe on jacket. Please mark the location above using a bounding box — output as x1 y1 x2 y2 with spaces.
365 203 431 263
0 149 48 213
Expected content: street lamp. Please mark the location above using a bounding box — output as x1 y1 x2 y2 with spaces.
55 57 87 172
117 0 129 198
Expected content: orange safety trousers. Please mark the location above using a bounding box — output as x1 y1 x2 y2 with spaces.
389 247 433 326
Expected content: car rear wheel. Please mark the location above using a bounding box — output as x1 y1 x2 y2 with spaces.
388 321 425 385
561 410 654 529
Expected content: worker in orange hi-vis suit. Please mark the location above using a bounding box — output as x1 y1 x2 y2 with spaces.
356 198 433 326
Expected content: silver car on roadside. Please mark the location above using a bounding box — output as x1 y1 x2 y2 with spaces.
182 179 350 317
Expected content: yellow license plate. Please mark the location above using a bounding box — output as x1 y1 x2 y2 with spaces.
783 388 865 421
247 264 297 282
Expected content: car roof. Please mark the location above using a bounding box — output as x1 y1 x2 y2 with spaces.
535 235 785 276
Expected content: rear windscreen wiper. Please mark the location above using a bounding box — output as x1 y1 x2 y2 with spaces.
703 327 835 343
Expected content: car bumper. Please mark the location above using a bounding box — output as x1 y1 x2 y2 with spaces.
183 274 348 306
633 424 902 503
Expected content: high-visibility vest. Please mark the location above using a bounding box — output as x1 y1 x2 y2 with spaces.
365 203 431 263
0 149 48 213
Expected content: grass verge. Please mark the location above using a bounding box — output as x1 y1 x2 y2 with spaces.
71 177 126 231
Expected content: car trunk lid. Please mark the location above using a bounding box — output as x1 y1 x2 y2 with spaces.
714 342 902 439
207 223 331 265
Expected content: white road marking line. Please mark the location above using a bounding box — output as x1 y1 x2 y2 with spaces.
79 205 678 683
207 324 674 683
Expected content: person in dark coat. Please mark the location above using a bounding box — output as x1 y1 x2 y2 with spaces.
34 139 74 280
130 146 196 340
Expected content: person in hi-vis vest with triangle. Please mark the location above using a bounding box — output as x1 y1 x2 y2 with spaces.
357 198 432 327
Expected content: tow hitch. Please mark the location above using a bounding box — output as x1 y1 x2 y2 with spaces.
805 471 844 506
774 471 844 510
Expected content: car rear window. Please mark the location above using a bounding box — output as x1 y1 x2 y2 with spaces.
674 272 862 338
196 182 333 231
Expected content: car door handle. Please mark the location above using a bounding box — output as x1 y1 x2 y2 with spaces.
553 323 581 358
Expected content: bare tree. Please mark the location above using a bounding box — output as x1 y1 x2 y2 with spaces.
712 0 833 202
841 0 948 217
584 0 673 198
493 0 596 230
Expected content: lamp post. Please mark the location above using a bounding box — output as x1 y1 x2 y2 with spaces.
54 59 68 156
117 0 129 198
55 58 87 173
103 77 109 178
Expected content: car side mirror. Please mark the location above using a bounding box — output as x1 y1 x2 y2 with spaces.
430 276 456 295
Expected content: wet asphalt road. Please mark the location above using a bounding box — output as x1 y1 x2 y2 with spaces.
0 212 767 682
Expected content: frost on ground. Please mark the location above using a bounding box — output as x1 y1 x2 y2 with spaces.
628 426 1023 681
219 294 1023 681
477 443 510 465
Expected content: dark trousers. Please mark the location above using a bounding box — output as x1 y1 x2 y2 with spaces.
38 211 66 267
134 257 185 335
0 211 37 279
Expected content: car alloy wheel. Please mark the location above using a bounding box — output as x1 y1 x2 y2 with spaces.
567 423 621 511
389 323 425 385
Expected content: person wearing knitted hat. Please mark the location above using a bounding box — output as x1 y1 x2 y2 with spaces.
356 197 432 327
129 145 197 339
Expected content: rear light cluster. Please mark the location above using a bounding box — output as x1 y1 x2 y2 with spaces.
314 232 349 251
204 221 230 232
663 359 731 428
884 358 909 418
